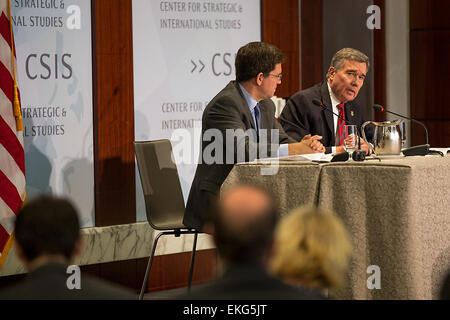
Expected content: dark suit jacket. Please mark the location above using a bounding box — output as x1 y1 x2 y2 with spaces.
441 271 450 300
280 81 373 154
177 263 326 300
184 81 295 231
0 263 136 300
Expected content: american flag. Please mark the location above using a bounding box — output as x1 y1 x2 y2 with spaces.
0 0 25 269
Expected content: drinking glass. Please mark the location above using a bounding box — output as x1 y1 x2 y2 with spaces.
344 125 358 157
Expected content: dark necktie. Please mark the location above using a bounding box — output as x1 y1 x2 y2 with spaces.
337 103 345 145
254 103 260 142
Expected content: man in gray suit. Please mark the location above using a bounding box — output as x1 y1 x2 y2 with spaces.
184 42 325 231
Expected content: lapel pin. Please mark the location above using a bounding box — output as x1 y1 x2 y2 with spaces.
351 111 354 117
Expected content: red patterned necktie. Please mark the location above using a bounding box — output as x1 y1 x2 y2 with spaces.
337 103 345 145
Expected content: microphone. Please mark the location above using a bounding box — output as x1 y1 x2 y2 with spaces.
330 151 350 162
313 98 348 126
373 104 430 156
313 99 366 161
312 98 326 110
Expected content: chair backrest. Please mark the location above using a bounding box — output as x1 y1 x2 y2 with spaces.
134 139 186 230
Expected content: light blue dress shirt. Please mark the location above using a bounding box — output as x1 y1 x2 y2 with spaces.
238 84 288 157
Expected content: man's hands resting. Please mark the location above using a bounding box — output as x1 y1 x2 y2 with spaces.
288 134 325 155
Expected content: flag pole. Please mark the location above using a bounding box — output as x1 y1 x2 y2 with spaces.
8 0 23 131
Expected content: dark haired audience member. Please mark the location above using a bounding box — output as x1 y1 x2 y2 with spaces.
0 196 135 300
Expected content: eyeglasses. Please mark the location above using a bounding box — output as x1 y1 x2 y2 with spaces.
267 73 283 80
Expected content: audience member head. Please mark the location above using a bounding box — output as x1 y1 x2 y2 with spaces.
14 195 81 269
270 206 352 290
212 185 278 266
235 41 285 83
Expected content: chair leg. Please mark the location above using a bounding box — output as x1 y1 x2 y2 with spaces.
139 231 166 300
187 232 198 291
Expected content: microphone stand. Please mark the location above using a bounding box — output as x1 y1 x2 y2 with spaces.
373 105 430 156
350 128 367 161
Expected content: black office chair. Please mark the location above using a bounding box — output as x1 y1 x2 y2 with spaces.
134 139 199 300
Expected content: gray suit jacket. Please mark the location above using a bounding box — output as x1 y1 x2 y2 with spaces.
184 81 295 230
280 81 373 154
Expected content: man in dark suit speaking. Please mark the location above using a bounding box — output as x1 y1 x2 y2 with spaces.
184 42 325 231
280 48 372 154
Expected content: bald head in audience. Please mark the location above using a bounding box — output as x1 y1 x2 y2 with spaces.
181 185 326 300
211 185 278 266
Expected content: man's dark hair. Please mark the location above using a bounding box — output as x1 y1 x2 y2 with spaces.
212 186 279 264
235 42 285 82
15 195 80 261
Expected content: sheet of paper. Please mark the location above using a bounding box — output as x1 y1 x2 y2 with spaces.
252 153 332 164
278 153 329 161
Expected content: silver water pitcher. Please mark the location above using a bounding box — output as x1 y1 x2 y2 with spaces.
361 120 403 156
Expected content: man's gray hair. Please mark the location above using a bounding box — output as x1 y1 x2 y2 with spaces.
327 48 370 78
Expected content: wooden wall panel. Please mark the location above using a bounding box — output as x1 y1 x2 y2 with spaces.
262 0 300 98
92 0 136 227
90 0 139 290
373 0 386 122
147 249 217 292
410 0 450 30
410 31 450 120
300 0 323 90
410 121 450 147
410 0 450 147
79 250 217 293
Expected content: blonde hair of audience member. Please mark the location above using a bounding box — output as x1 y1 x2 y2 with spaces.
270 206 352 290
